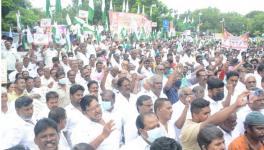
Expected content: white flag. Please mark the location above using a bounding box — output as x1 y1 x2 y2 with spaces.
137 4 140 14
27 26 33 44
142 5 145 15
66 14 72 25
183 17 186 23
9 27 13 37
126 0 129 13
122 0 125 12
16 10 21 31
78 0 82 7
110 0 113 10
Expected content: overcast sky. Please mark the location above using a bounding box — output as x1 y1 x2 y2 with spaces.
161 0 264 15
30 0 264 15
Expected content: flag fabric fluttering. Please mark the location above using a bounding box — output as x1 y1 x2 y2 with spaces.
27 26 33 44
101 0 108 31
46 0 51 17
65 29 72 52
150 6 152 16
110 0 113 10
9 27 13 38
16 10 21 31
88 0 94 24
142 5 145 15
78 0 82 7
66 14 72 25
126 0 129 13
52 22 61 44
137 3 140 14
122 0 126 12
55 0 62 14
183 17 186 24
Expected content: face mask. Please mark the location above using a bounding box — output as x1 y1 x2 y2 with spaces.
146 127 164 143
101 101 112 111
58 78 67 85
212 91 224 101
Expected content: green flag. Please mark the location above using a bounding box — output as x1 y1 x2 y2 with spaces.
56 0 62 14
88 0 94 24
46 0 51 17
101 0 108 31
52 22 61 44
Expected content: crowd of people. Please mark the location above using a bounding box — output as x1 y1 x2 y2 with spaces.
1 29 264 150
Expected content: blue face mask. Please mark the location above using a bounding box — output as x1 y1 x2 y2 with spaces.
212 91 224 101
101 101 112 111
146 127 165 143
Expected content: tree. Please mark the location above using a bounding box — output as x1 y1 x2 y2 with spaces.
2 0 44 31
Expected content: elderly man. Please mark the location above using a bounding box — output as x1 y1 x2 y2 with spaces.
229 111 264 149
234 87 264 135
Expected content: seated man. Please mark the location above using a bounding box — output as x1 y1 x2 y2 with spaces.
1 96 37 149
228 111 264 150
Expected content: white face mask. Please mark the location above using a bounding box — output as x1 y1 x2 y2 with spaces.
101 101 112 111
58 78 67 85
146 127 164 143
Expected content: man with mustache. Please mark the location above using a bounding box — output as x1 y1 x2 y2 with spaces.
34 118 63 150
228 111 264 150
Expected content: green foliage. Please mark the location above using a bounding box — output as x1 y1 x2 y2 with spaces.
2 0 44 31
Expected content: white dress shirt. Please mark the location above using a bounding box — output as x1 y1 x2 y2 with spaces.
115 92 139 143
120 136 150 150
65 103 86 146
1 114 37 149
204 96 223 115
171 100 192 141
71 112 122 150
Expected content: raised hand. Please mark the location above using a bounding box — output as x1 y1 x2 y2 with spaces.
101 120 115 139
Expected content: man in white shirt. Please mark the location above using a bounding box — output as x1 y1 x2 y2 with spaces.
115 77 139 142
48 107 70 149
9 61 24 82
1 40 19 73
204 77 225 115
1 96 37 149
219 113 239 149
140 75 167 103
71 95 122 150
37 91 59 120
65 84 86 147
154 98 175 139
171 87 193 141
34 118 67 150
120 112 165 150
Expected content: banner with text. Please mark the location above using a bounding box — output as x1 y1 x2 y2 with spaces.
222 30 249 50
109 11 152 36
